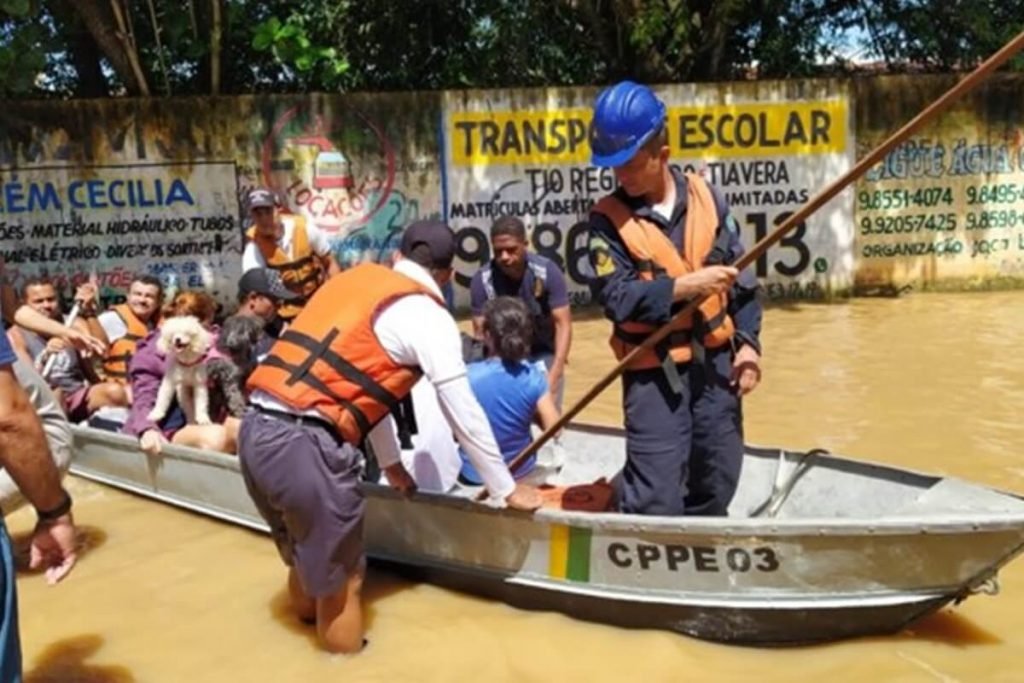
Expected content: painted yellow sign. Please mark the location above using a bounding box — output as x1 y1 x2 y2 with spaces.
449 100 847 166
669 100 848 158
450 108 593 166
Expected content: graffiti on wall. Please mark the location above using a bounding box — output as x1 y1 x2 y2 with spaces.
249 102 441 268
856 123 1024 287
443 85 855 307
0 161 240 308
3 76 1023 311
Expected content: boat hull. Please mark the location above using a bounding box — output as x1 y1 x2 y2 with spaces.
68 425 1024 645
372 557 953 645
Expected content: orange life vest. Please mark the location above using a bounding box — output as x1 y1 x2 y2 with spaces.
246 262 445 445
593 172 735 373
245 214 323 321
102 303 156 383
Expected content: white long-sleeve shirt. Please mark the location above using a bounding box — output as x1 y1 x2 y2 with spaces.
250 258 515 500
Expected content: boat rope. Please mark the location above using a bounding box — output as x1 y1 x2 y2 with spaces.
750 448 828 518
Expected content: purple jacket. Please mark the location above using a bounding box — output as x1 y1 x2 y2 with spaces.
121 326 222 438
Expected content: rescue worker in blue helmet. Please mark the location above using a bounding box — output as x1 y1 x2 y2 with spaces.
586 81 763 516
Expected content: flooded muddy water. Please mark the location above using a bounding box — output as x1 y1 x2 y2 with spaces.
9 291 1024 682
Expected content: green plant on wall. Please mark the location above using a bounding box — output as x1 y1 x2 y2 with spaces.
251 12 350 89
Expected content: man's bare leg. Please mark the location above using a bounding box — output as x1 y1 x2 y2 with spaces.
316 567 365 654
288 567 315 623
86 382 129 413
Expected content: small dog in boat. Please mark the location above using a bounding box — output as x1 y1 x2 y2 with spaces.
205 315 264 418
148 315 214 426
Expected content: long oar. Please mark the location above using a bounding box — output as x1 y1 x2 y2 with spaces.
504 29 1024 477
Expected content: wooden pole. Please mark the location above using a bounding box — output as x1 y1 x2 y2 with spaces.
506 29 1024 476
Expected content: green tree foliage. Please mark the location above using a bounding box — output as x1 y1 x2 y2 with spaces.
856 1 1024 72
0 0 55 95
0 1 1020 99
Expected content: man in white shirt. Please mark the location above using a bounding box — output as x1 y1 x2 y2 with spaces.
239 220 542 655
379 377 462 493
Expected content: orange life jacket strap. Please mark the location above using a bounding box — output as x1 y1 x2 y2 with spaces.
260 354 373 438
111 309 149 345
277 328 404 412
634 259 658 276
699 306 729 336
658 346 686 395
613 326 693 348
112 312 145 340
268 253 315 273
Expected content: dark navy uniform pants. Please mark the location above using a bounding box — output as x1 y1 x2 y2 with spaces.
618 346 744 516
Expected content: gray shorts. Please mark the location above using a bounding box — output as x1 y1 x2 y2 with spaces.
238 409 366 598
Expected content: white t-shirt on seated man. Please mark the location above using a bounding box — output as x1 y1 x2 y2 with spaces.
377 378 461 493
241 214 334 272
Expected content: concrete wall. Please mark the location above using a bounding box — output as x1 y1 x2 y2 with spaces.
854 74 1024 292
0 93 444 309
443 80 853 305
0 73 1021 312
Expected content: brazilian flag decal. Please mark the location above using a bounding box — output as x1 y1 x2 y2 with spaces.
549 525 592 582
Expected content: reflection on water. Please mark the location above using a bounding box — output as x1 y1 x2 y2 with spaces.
6 291 1024 681
897 609 1003 646
24 635 134 683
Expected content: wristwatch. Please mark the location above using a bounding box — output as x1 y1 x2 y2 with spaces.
36 488 72 522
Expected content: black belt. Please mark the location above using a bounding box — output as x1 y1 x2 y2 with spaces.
250 405 346 445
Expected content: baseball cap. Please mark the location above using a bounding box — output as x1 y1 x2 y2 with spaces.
247 187 277 210
399 219 455 269
238 268 300 301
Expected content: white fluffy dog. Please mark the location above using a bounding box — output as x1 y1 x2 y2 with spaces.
147 315 214 426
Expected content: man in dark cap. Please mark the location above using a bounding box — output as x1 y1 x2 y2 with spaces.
240 219 542 655
242 187 341 323
234 267 302 358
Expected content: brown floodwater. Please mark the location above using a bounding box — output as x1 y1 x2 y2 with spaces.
8 291 1024 682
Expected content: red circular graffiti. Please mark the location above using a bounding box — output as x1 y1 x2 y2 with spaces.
260 105 395 232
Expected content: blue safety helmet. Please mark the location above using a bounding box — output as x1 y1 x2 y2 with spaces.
589 80 667 168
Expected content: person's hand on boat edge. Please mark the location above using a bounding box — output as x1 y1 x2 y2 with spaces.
505 483 543 511
140 429 168 456
384 462 418 498
731 345 762 397
31 513 78 586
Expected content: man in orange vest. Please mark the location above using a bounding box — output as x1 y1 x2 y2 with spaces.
240 219 542 654
242 187 341 324
7 278 130 422
96 275 164 384
586 81 764 517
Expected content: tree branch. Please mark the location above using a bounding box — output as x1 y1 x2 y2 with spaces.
70 0 149 95
210 0 222 94
145 0 171 94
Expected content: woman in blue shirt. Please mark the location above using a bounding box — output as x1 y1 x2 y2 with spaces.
459 296 560 484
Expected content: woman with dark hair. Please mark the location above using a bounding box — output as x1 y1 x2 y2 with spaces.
459 296 560 484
